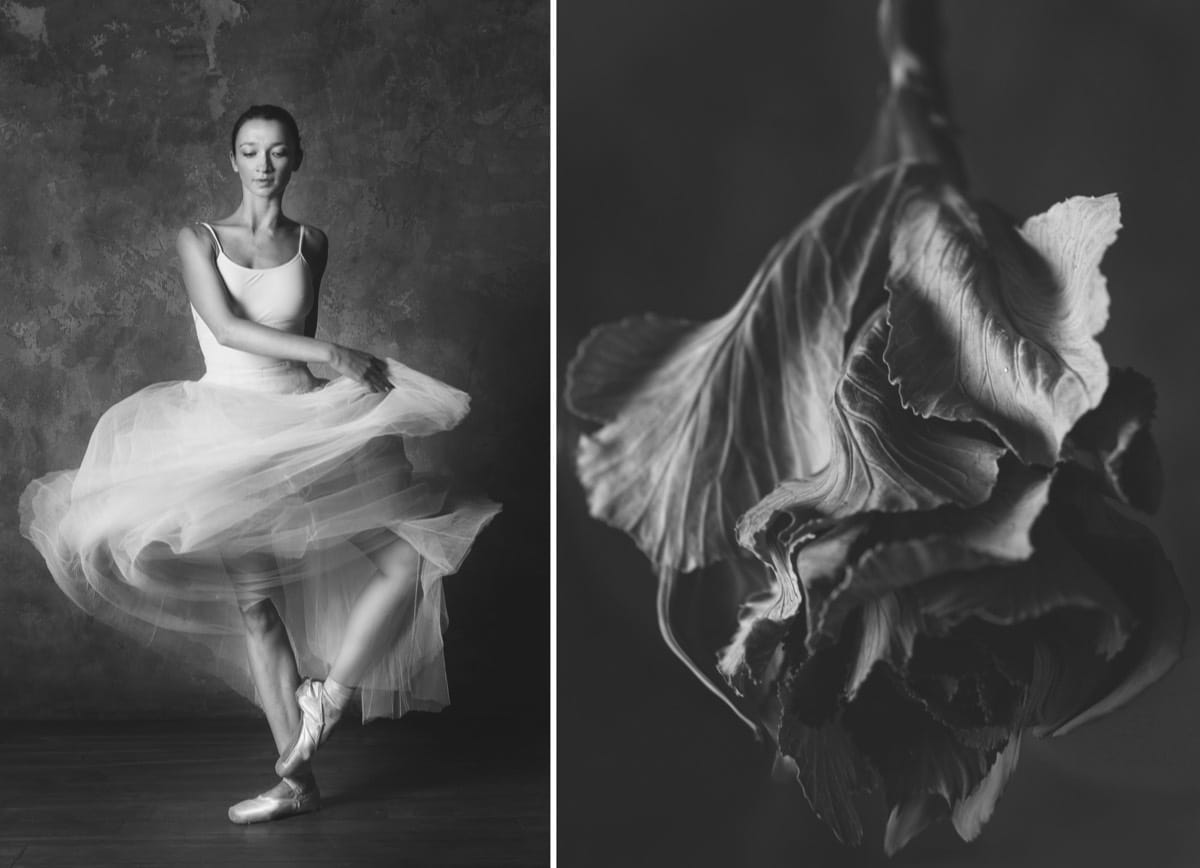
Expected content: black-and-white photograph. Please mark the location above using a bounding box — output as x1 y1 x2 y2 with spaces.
1 2 548 866
16 0 1200 865
559 1 1199 866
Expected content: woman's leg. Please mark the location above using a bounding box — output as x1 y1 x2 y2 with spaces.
276 534 422 777
226 559 320 823
227 555 310 774
240 595 304 756
327 534 421 686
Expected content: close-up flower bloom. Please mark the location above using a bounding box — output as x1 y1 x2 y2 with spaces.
563 0 1186 854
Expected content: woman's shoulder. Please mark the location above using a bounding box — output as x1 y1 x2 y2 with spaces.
177 222 220 258
299 223 329 264
299 223 328 251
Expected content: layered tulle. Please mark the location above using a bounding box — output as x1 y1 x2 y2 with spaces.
20 359 500 721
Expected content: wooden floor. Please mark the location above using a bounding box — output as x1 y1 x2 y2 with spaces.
0 712 548 868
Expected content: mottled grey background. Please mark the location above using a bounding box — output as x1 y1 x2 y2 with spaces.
1 0 547 719
560 1 1200 866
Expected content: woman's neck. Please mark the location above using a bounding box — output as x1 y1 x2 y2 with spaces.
233 196 288 236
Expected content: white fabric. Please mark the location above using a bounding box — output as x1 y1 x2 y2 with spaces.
19 225 500 720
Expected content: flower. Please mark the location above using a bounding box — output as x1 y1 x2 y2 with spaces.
564 0 1185 853
568 164 1183 854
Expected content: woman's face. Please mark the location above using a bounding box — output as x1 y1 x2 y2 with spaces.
229 118 300 199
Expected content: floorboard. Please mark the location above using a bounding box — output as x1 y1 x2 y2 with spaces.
0 713 548 868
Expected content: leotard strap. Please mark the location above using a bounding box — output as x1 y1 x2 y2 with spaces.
198 222 225 256
198 221 306 261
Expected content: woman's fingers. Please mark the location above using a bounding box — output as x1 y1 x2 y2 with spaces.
341 351 392 393
364 358 392 393
372 357 394 391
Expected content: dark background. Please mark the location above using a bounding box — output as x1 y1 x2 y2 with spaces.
559 1 1200 865
0 0 548 722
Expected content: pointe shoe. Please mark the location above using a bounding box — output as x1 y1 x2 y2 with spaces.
227 775 320 824
275 678 342 778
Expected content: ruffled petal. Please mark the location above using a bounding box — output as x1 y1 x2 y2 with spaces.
737 311 1005 556
950 735 1021 842
567 164 938 571
1063 367 1162 512
1039 477 1187 735
884 189 1118 466
775 632 878 846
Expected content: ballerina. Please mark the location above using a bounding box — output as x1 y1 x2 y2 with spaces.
20 104 500 824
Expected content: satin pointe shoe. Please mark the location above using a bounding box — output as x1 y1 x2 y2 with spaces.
275 678 342 778
227 775 320 824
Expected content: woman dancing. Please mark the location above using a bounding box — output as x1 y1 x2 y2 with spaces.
20 104 500 824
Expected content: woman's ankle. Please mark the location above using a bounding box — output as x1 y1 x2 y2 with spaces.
321 677 355 717
282 769 317 792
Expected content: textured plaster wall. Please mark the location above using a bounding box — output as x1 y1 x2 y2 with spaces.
0 0 548 718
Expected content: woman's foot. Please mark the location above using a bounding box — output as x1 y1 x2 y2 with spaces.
275 679 345 778
227 774 320 824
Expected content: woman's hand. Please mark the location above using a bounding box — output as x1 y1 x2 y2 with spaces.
328 344 393 393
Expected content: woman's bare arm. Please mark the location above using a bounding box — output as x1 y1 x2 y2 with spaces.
301 225 328 339
178 224 335 365
177 225 391 392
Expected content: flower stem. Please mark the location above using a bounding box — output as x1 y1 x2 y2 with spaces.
855 0 966 187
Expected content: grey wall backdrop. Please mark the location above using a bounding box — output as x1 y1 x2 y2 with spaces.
1 0 548 718
560 1 1200 866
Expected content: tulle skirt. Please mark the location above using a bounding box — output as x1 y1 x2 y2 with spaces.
19 359 501 720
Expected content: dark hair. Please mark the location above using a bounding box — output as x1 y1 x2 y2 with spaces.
230 104 302 156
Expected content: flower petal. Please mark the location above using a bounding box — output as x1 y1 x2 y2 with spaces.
1063 367 1162 512
737 310 1005 558
842 667 1002 851
779 719 877 847
656 559 776 731
814 459 1053 656
1043 481 1187 735
951 734 1021 842
566 164 937 572
843 516 1134 702
884 189 1118 466
724 459 1048 705
776 631 879 846
884 794 946 857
